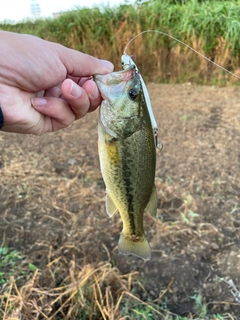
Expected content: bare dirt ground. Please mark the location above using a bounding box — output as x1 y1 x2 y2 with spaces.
1 83 240 319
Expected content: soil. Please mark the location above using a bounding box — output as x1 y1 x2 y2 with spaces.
1 83 240 318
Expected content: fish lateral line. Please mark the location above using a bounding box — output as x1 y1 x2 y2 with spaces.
123 29 240 81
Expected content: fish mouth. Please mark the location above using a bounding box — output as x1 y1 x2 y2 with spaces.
94 66 135 99
94 65 135 84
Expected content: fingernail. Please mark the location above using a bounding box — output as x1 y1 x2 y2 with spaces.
69 81 82 98
101 60 114 72
31 97 47 107
89 84 99 99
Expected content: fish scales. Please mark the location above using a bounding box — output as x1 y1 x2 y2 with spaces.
94 65 157 260
101 128 155 230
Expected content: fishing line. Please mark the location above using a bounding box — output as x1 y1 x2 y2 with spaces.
124 30 240 80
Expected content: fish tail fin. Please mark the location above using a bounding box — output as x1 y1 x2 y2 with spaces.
118 232 151 260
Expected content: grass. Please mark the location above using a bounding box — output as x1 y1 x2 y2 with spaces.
0 246 28 286
1 0 240 84
0 175 232 320
0 173 231 319
0 247 231 319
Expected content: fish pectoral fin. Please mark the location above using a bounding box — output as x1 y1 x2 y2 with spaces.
118 232 151 260
106 192 118 217
146 184 157 218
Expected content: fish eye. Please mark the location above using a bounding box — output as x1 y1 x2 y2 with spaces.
128 88 138 100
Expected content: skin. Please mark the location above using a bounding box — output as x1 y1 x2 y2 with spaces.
0 31 114 135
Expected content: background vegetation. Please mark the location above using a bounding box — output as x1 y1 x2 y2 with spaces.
1 1 240 319
1 0 240 84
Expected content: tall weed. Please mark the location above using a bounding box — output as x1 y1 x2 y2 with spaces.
1 0 240 84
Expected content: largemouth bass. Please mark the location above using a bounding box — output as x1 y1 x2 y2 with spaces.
94 63 157 260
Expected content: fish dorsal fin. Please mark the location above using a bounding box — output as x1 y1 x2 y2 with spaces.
106 192 118 217
146 184 157 218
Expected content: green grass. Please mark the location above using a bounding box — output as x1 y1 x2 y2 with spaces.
0 246 36 286
119 295 228 320
0 246 23 285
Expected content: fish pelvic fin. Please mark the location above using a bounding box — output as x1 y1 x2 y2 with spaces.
106 192 118 217
146 184 157 218
118 232 151 260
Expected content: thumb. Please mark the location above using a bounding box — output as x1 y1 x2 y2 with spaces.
56 45 114 77
31 96 76 134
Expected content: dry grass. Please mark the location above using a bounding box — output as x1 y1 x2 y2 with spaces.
1 84 240 318
0 256 178 320
0 137 210 319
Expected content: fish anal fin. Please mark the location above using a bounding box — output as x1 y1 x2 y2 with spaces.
118 232 151 260
106 192 118 217
146 184 157 218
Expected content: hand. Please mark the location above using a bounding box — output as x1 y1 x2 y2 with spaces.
0 31 114 135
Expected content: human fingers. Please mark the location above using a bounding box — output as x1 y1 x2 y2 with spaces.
57 44 114 77
66 76 92 89
0 32 114 93
31 96 76 134
81 79 102 113
66 76 91 85
61 79 101 119
44 86 62 98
